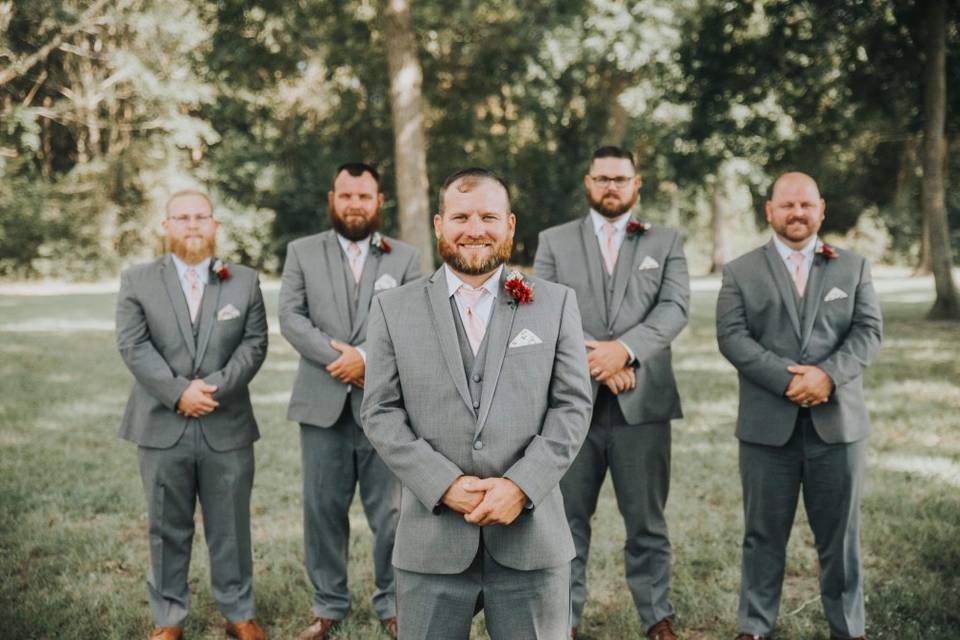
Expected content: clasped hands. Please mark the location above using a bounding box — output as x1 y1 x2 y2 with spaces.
176 379 219 417
327 339 365 389
585 339 635 395
442 475 527 526
785 364 833 408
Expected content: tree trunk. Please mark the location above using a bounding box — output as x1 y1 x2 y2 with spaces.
709 176 725 274
382 0 434 273
921 0 960 319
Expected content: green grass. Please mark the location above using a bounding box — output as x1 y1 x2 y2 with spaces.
1 275 958 639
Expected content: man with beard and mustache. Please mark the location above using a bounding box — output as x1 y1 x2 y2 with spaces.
360 168 592 639
717 172 881 640
116 190 269 640
279 162 421 640
534 146 690 640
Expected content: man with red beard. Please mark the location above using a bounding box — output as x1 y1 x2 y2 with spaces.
360 168 592 639
717 172 881 640
279 163 421 640
534 147 690 640
116 190 268 640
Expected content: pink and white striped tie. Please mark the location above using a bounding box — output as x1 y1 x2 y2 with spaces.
601 222 618 275
185 268 202 322
789 252 807 297
347 242 362 283
457 284 488 355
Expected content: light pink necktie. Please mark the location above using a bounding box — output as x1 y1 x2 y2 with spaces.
789 251 807 297
347 242 362 283
601 222 618 275
457 284 488 355
185 268 202 322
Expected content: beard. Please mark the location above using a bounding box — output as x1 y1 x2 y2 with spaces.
588 188 639 219
168 234 216 265
437 233 513 276
330 206 381 241
773 215 820 243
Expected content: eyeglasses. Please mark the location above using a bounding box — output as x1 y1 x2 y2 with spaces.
589 175 635 189
167 214 214 224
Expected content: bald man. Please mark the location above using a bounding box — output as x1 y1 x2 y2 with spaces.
715 172 882 640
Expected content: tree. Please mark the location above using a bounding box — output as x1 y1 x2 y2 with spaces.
921 0 960 319
382 0 433 272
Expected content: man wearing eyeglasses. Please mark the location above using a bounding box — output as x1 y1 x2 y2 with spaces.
116 190 269 640
534 146 690 640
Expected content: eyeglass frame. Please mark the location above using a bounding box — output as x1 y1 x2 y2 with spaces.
587 175 637 189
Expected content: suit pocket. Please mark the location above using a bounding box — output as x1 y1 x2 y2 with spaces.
504 343 551 357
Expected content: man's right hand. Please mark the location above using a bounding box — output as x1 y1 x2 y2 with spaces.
603 366 636 395
441 475 485 514
176 379 219 417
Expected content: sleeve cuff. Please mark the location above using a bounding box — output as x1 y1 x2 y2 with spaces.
617 339 636 365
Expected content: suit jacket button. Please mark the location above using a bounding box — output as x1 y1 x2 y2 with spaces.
472 373 481 382
472 399 480 409
607 331 614 338
473 440 483 450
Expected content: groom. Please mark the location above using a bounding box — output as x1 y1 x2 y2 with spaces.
361 168 593 639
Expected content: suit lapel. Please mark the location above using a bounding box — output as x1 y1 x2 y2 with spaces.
350 247 381 342
762 241 802 339
475 270 518 437
193 268 222 371
426 269 474 415
160 255 197 359
799 252 829 352
578 217 608 327
608 229 640 325
322 232 352 336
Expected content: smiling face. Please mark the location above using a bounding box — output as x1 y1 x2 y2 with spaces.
435 177 515 282
328 169 384 241
162 192 218 265
766 172 825 249
584 156 641 219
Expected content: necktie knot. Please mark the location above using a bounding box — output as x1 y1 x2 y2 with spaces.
789 251 805 268
185 268 198 285
458 284 487 309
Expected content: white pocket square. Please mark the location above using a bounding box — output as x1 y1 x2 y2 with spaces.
374 274 398 291
638 256 660 271
217 303 241 321
823 287 848 302
509 328 543 348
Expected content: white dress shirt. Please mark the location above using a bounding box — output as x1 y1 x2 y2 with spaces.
445 264 503 331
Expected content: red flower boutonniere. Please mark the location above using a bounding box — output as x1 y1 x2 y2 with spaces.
212 258 231 280
504 270 534 305
626 219 652 235
371 232 391 254
815 241 838 259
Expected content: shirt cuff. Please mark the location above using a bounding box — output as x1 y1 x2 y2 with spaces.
356 346 367 363
617 339 636 365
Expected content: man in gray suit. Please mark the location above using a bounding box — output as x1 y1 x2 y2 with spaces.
361 168 593 640
716 172 882 640
279 163 421 640
533 146 689 640
116 190 268 640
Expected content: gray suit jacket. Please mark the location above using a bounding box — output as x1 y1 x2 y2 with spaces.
716 239 883 446
533 216 690 425
116 255 268 451
360 268 593 574
279 230 421 427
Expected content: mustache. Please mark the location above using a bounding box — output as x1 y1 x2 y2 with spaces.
786 216 809 225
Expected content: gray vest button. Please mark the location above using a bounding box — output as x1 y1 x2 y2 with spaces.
473 440 483 450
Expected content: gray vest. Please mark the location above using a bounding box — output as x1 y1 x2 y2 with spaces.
339 247 360 327
449 297 491 416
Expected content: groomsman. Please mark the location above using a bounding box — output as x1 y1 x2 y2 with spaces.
534 146 690 640
279 163 421 640
116 190 268 640
361 168 593 639
716 172 881 640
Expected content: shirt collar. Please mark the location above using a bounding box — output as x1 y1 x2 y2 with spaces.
445 264 503 299
170 254 211 285
589 209 631 235
772 234 817 262
336 233 371 254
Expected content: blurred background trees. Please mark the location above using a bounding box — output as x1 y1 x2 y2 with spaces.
2 0 958 314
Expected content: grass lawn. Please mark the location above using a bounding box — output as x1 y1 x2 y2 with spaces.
1 271 958 639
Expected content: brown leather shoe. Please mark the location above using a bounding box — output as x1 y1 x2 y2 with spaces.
380 617 398 638
148 628 183 640
297 617 341 640
648 617 678 640
571 627 578 639
225 619 266 640
735 635 768 640
831 636 867 640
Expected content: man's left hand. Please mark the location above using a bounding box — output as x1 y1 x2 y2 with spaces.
327 339 365 387
585 340 631 382
463 478 527 526
785 364 833 407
